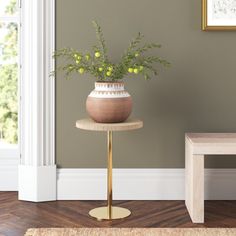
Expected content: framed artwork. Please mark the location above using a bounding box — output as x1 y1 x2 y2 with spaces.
202 0 236 30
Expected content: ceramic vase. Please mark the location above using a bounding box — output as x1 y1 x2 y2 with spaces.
86 81 132 123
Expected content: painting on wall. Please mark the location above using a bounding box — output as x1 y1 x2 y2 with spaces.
202 0 236 30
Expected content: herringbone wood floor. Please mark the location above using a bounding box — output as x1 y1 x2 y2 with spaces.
1 192 236 236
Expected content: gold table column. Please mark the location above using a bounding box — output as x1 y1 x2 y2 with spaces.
76 118 143 221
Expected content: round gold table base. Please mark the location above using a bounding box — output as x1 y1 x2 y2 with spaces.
89 206 131 220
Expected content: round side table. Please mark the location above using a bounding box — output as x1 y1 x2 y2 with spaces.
76 118 143 221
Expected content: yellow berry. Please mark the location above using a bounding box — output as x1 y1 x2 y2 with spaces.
134 68 139 74
73 54 77 58
79 68 84 74
95 52 101 58
108 66 113 71
76 60 80 64
77 55 82 60
139 66 144 71
135 52 139 57
106 71 111 76
98 67 103 72
128 68 134 73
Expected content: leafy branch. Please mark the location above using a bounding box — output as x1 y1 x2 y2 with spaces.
92 20 108 63
52 21 170 82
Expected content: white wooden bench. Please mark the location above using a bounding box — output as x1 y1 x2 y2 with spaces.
185 133 236 223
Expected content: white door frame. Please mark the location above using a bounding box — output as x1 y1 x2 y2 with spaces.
18 0 56 202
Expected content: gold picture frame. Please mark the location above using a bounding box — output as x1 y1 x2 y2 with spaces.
202 0 236 31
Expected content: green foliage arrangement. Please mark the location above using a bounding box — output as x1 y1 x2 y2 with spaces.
53 21 170 81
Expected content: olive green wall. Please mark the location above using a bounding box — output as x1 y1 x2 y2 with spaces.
56 0 236 168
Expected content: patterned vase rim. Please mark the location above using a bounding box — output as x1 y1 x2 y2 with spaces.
95 81 124 84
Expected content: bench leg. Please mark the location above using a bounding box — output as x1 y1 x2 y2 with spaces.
185 139 204 223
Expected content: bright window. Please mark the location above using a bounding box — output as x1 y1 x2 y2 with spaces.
0 0 19 155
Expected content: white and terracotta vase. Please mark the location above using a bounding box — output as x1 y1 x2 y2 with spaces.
86 81 132 123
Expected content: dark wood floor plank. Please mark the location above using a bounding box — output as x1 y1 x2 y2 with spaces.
0 192 236 236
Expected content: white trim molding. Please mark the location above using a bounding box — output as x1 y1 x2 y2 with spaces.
57 168 236 200
18 0 56 202
18 165 56 201
0 158 19 191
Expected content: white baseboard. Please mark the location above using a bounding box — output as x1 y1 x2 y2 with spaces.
2 167 236 200
18 165 57 202
57 168 236 200
0 158 18 190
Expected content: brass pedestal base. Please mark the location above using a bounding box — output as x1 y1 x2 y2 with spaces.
89 206 131 220
89 132 131 221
